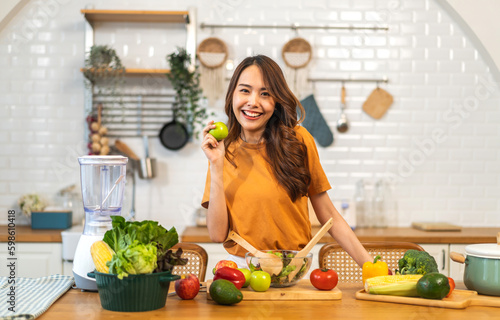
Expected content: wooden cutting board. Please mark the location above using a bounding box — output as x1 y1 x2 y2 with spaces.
362 87 393 119
412 222 462 232
356 289 500 309
206 279 341 301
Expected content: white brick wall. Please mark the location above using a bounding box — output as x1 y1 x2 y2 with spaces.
1 0 499 229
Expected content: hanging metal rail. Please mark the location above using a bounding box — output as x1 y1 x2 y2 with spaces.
308 78 389 83
200 22 388 31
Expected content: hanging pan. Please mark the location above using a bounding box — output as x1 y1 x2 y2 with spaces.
159 110 189 151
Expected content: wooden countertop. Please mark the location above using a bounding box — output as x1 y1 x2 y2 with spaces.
1 225 498 244
181 226 500 244
38 283 499 319
0 225 64 242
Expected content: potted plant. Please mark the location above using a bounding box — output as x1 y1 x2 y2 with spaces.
83 45 125 83
166 47 208 139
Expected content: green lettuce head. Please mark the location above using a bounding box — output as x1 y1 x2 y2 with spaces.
108 240 158 279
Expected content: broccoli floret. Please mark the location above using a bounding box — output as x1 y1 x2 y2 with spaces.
396 249 439 275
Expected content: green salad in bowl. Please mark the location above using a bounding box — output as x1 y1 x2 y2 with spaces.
245 250 312 287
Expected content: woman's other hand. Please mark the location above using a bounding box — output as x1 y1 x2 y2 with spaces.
201 120 225 164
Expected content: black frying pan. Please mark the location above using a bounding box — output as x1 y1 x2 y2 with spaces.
159 115 189 150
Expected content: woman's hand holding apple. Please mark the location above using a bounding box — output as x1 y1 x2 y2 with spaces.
201 120 226 165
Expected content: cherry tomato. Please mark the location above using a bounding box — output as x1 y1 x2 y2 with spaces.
446 277 455 298
310 268 339 291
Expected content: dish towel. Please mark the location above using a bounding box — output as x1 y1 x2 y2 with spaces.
299 94 334 147
0 275 74 320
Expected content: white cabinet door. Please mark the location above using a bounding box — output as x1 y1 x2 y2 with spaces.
449 244 469 281
0 243 62 278
418 244 449 276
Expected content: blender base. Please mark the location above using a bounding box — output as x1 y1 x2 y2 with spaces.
73 271 98 291
72 234 102 291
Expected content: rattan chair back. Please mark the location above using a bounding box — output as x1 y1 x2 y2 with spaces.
171 243 208 281
319 242 424 283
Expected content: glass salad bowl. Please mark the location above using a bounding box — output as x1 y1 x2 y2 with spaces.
245 250 313 287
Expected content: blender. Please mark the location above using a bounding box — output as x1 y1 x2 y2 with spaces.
73 155 128 291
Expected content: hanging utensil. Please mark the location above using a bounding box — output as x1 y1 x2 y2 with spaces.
337 85 349 133
362 83 394 119
139 135 156 179
159 103 189 151
114 140 140 161
286 218 334 281
228 231 283 276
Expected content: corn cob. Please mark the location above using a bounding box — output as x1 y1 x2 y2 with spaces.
365 275 423 297
90 240 115 273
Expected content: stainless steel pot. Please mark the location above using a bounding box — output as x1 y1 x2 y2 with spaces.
450 232 500 296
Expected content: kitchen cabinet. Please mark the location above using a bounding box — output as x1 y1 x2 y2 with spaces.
0 243 62 277
418 244 449 276
449 244 469 281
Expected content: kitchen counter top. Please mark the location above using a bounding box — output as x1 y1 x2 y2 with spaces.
181 226 500 244
0 225 64 242
1 225 498 244
38 283 499 319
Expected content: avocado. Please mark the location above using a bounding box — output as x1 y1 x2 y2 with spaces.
209 279 243 305
416 273 450 300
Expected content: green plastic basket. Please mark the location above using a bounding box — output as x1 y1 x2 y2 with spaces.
88 270 180 312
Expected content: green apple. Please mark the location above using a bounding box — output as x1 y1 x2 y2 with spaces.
237 268 252 288
209 122 228 141
250 271 271 292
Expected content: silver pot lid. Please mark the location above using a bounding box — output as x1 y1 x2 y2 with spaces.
465 244 500 259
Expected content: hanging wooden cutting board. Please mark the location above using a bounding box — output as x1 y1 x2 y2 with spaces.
356 289 500 309
206 279 342 301
362 87 393 119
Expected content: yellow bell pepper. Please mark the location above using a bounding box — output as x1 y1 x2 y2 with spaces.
362 255 389 285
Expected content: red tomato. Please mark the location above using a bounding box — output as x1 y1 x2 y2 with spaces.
446 277 455 298
310 268 339 291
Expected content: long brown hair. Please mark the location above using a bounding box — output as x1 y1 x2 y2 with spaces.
224 55 311 202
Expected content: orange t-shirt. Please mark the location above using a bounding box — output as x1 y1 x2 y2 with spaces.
201 125 331 257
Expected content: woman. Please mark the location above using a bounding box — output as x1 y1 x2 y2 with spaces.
201 55 372 268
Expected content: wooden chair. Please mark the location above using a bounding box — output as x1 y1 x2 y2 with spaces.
171 243 208 281
318 242 424 283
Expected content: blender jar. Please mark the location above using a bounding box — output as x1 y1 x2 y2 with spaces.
78 155 128 236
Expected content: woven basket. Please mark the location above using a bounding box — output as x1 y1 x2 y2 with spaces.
197 37 228 68
282 38 312 69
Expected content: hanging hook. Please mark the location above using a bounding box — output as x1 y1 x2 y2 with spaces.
291 23 300 37
376 80 380 89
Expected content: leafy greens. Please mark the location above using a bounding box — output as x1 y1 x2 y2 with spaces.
103 216 187 279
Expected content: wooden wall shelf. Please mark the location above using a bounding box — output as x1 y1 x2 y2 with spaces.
80 9 189 24
80 68 170 76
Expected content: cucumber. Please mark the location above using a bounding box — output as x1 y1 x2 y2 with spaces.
209 279 243 305
416 273 450 300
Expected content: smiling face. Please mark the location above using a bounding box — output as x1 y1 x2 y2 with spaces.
232 65 276 143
